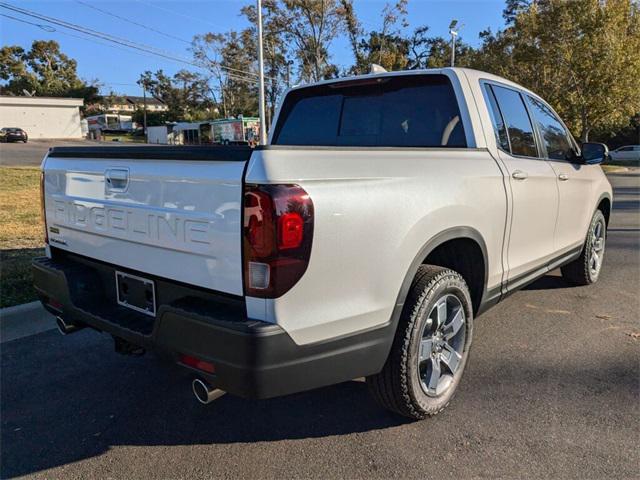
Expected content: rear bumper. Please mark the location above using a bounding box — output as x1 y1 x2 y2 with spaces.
33 250 392 399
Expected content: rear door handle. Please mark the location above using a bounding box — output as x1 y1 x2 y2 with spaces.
558 173 569 181
512 170 528 181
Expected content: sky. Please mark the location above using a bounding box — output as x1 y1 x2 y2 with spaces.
0 0 507 96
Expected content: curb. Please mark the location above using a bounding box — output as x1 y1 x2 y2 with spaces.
0 301 56 343
0 300 43 316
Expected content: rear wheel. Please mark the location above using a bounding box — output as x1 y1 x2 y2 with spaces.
367 265 473 419
561 209 606 286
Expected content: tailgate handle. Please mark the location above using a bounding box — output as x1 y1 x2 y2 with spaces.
105 168 129 192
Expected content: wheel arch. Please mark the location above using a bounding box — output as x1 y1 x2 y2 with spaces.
596 194 611 227
391 227 489 327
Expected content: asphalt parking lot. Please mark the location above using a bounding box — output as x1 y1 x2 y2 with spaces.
1 171 639 479
0 139 127 167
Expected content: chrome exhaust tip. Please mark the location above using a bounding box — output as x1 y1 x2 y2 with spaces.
192 378 226 405
55 316 83 335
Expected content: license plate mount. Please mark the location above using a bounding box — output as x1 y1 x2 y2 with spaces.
115 271 156 317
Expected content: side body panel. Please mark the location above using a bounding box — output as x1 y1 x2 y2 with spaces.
547 160 608 253
462 69 612 286
496 150 559 279
245 147 507 345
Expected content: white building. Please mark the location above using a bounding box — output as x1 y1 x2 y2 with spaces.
106 96 167 113
0 96 84 139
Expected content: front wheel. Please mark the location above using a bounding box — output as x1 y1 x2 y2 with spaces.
561 209 607 285
367 265 473 419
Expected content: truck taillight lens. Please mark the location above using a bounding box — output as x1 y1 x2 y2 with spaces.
243 184 314 298
40 171 48 244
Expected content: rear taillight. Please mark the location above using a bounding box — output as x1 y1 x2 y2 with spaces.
243 184 314 298
40 171 48 244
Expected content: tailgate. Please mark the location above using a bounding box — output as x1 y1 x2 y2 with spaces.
43 146 250 296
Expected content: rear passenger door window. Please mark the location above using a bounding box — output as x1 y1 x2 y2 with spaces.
484 85 510 152
526 95 574 161
491 85 538 157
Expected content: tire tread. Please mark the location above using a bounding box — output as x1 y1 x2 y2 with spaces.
367 265 471 419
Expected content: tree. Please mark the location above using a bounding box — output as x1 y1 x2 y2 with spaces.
420 35 476 68
192 31 259 118
341 1 476 73
342 0 409 74
0 40 99 105
474 0 640 141
138 69 213 121
502 0 532 24
339 0 365 71
269 0 345 82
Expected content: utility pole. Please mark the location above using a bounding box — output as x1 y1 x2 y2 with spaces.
449 20 460 67
142 84 148 142
257 0 267 145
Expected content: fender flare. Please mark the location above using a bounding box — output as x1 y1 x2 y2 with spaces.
387 226 489 333
594 192 612 226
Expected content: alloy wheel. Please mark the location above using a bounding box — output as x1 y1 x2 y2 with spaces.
589 218 606 278
418 294 466 397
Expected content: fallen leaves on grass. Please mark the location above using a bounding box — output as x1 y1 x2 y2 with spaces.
1 167 45 307
0 167 44 250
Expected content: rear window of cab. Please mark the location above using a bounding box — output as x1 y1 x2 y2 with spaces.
272 74 466 148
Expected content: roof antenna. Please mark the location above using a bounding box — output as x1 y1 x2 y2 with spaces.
370 64 388 74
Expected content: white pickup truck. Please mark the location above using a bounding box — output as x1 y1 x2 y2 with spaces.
34 68 612 419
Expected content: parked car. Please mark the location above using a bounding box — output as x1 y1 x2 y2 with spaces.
33 68 612 419
609 145 640 163
0 127 28 143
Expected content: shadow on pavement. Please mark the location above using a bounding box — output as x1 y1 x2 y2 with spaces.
523 274 571 291
0 329 409 477
1 323 638 478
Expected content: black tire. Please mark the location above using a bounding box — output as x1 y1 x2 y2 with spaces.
367 265 474 419
561 209 607 286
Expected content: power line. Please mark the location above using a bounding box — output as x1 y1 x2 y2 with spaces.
1 12 173 73
0 2 273 83
1 2 189 60
0 12 55 31
73 0 191 45
1 11 211 81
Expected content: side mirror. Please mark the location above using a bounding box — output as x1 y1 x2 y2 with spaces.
580 142 609 165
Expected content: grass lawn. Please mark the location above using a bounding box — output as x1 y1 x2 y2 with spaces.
0 167 45 308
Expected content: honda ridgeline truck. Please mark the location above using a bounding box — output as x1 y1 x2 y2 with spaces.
33 68 612 419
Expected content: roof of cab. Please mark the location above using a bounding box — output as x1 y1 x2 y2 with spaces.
286 67 537 99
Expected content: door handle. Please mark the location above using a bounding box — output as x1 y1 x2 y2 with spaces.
558 173 569 181
512 170 528 181
105 168 129 192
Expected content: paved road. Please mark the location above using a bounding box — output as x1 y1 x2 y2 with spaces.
1 173 638 479
0 139 129 167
